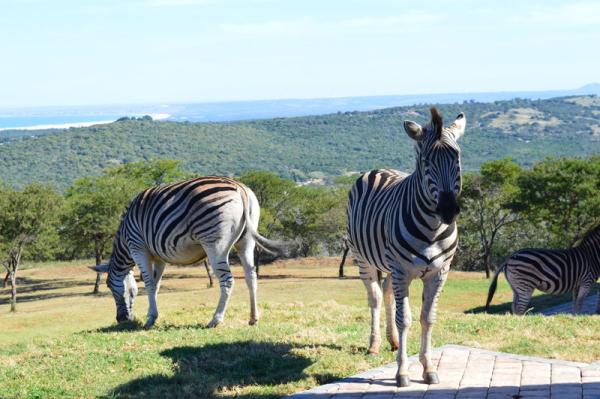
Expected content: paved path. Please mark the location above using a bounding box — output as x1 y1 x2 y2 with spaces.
539 292 598 316
285 345 600 399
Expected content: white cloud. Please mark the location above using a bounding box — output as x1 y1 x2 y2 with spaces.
219 12 444 37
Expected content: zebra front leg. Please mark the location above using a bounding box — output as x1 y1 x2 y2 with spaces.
382 274 399 351
206 246 234 328
574 283 592 314
392 268 413 387
419 270 448 385
235 236 259 325
359 261 383 355
131 251 159 329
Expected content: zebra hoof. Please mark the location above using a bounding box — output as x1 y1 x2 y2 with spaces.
423 372 439 385
207 319 222 328
248 318 258 326
367 348 380 356
389 341 399 352
143 317 157 330
396 374 411 387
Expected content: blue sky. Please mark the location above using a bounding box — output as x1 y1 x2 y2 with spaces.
1 0 599 108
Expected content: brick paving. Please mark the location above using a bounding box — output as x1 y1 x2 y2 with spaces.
285 345 600 399
539 293 598 316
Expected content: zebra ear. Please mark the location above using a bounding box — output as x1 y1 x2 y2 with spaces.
447 112 466 140
89 263 109 273
403 120 424 141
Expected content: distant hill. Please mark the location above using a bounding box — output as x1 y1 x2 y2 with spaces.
2 84 600 131
1 95 599 189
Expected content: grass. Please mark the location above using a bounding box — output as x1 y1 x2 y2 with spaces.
1 257 599 398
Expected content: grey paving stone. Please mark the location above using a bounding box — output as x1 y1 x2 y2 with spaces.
285 345 600 399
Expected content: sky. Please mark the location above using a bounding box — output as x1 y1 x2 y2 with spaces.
1 0 599 108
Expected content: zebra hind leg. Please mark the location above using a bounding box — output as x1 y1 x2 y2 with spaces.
153 259 166 295
511 287 533 315
235 236 260 325
382 274 399 351
358 259 383 355
205 244 234 328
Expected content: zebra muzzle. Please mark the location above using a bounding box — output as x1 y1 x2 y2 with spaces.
436 191 460 224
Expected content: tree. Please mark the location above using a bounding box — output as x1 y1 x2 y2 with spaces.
459 159 522 278
515 156 600 248
62 175 134 293
0 184 63 311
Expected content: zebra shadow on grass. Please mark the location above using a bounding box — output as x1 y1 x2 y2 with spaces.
467 291 577 314
103 340 338 399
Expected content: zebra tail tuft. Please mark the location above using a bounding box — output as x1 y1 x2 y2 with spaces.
485 262 507 312
251 232 292 257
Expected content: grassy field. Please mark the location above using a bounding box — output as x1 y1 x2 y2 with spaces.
1 257 598 398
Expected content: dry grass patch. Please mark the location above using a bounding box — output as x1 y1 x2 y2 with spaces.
488 107 561 129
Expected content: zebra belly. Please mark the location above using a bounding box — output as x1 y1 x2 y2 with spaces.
153 241 207 266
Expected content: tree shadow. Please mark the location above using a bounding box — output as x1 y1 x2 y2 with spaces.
104 341 334 399
257 274 360 281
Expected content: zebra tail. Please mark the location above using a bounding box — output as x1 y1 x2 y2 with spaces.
240 189 292 257
485 262 507 312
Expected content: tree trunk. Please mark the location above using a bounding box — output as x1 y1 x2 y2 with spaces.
10 271 17 312
203 260 213 288
483 248 491 279
338 245 349 278
93 250 102 294
3 271 9 288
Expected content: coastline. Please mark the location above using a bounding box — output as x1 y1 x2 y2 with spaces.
0 113 170 132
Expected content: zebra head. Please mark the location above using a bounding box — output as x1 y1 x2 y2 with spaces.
403 107 466 224
90 262 138 323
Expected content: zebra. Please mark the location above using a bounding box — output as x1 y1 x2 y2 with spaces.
486 224 600 315
346 107 466 388
90 176 286 329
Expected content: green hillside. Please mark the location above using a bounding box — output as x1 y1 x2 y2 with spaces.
1 96 599 189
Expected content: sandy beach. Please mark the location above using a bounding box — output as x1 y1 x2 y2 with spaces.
0 113 170 131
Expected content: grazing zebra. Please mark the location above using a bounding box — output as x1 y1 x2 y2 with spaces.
346 108 466 388
486 224 600 315
91 176 286 329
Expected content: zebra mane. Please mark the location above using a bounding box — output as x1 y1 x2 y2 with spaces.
579 223 600 246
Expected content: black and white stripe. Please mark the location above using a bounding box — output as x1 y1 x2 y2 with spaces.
92 176 285 328
486 224 600 314
346 108 466 387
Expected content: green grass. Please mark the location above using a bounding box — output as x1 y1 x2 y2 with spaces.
1 258 599 398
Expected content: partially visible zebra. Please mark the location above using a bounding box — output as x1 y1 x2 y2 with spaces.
346 108 466 387
91 176 286 329
486 224 600 315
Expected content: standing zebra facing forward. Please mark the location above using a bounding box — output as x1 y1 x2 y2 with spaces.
486 224 600 315
347 108 466 387
91 176 286 329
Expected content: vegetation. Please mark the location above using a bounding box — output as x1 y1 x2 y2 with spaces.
0 96 599 190
0 258 596 398
0 155 598 311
